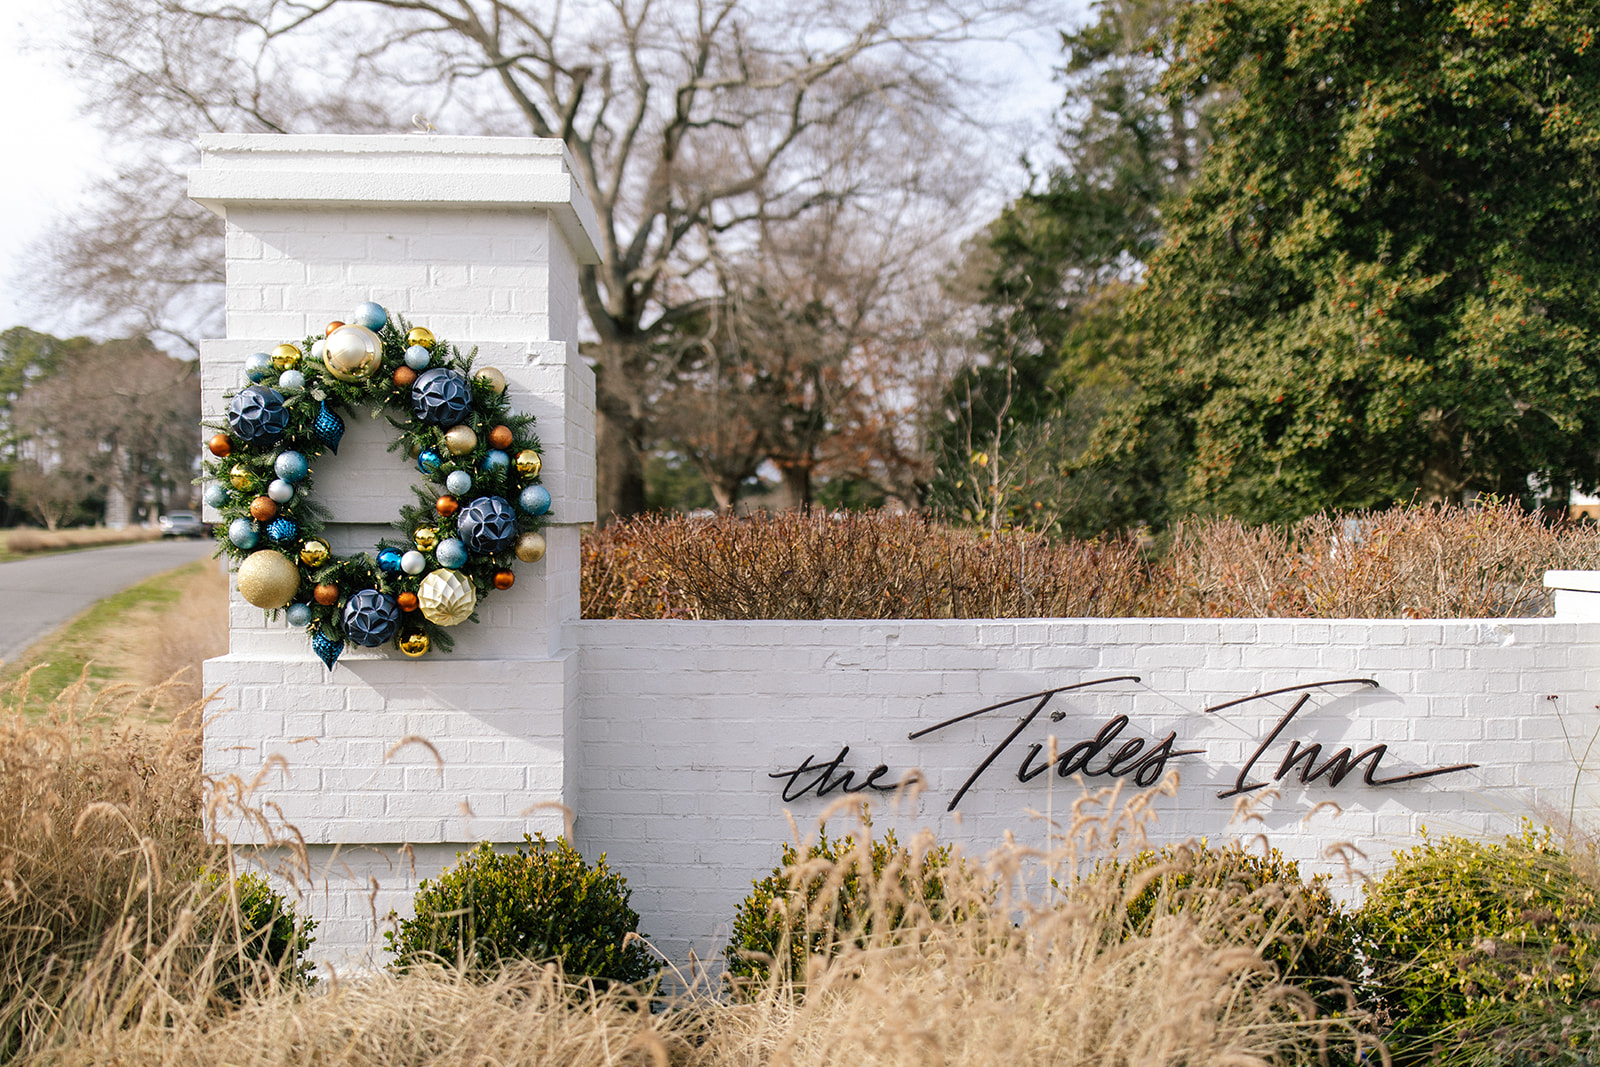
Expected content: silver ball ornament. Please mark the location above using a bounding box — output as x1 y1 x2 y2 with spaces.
267 478 295 504
228 517 259 549
203 483 229 509
286 602 312 627
324 324 383 382
400 550 427 575
278 369 306 393
519 484 552 516
435 537 468 569
245 352 273 382
352 301 388 331
445 469 472 495
404 345 432 370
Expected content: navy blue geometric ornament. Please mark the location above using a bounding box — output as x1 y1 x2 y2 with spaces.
411 368 472 426
266 517 299 543
343 589 401 647
227 386 290 446
457 495 517 553
311 629 344 670
313 402 345 453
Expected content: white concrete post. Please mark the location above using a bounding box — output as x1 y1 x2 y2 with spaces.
193 134 598 966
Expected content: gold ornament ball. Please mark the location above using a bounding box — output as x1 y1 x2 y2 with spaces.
398 631 431 657
299 540 330 567
230 465 253 491
271 343 302 369
515 449 542 478
444 424 478 455
418 569 476 626
514 531 547 563
414 527 439 551
237 550 300 609
323 324 383 382
476 366 507 395
406 326 436 350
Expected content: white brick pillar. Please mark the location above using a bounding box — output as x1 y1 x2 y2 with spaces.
192 135 598 967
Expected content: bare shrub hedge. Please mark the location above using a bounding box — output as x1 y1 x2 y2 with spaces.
582 502 1600 620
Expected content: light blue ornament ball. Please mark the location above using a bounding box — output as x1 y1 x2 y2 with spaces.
245 352 273 382
404 344 432 370
400 550 427 575
435 537 468 569
482 449 509 472
203 483 229 509
352 301 388 331
519 484 552 516
274 451 309 483
278 369 305 393
267 478 295 504
445 469 472 495
286 603 312 627
228 517 259 550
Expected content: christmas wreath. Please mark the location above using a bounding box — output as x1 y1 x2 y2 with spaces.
201 300 552 669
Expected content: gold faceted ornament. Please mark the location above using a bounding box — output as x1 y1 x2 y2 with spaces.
230 465 253 491
413 526 439 551
406 326 436 350
237 550 300 609
398 631 431 658
514 531 547 563
443 424 478 455
299 540 330 567
476 366 507 395
417 569 476 626
514 449 541 478
323 324 383 382
270 343 302 370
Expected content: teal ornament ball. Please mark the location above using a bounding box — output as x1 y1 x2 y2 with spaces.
228 386 290 446
352 301 388 331
435 537 468 569
274 451 308 483
267 478 295 504
311 629 343 670
245 352 273 382
482 449 508 472
404 345 431 370
457 495 516 553
228 517 259 549
417 449 442 475
203 483 229 509
278 369 305 393
343 589 401 647
519 484 551 516
400 550 427 575
286 602 311 627
377 549 403 574
445 469 472 495
411 368 473 426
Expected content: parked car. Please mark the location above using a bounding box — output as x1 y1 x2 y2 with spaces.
158 510 207 538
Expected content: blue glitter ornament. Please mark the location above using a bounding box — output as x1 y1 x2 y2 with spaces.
445 469 472 496
352 301 388 332
311 629 343 670
227 386 290 446
404 345 432 370
286 603 311 627
435 537 468 569
266 517 298 543
228 517 259 549
343 589 401 647
457 496 517 553
313 403 345 453
203 483 229 509
416 449 442 474
411 368 472 426
274 451 308 483
377 549 404 574
482 449 509 472
278 369 305 393
245 352 273 382
519 484 552 517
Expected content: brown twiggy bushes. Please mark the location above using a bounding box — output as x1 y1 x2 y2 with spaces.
583 502 1598 620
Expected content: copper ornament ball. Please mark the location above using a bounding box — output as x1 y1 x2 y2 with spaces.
488 424 514 450
249 496 279 522
324 320 345 339
492 569 515 590
313 583 340 607
393 365 418 389
208 434 232 458
397 591 419 612
435 494 459 517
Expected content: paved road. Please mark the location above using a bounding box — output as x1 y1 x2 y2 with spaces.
0 539 217 667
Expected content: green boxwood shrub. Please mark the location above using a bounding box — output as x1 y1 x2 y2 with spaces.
1357 825 1600 1065
725 828 964 988
203 870 317 1001
385 834 657 988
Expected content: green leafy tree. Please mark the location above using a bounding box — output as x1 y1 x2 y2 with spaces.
1099 0 1600 523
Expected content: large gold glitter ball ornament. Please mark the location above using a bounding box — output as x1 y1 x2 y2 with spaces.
270 343 302 370
418 569 476 626
299 540 330 567
230 465 253 490
398 631 431 657
476 366 507 395
406 326 436 350
515 449 542 477
237 550 300 609
514 531 547 563
444 424 478 455
413 527 439 551
323 324 383 382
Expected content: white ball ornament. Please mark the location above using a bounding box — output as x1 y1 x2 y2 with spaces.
418 569 477 626
267 478 295 504
237 550 300 609
400 550 427 575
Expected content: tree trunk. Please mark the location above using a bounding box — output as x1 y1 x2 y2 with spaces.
1419 410 1465 503
776 457 814 511
596 402 648 523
